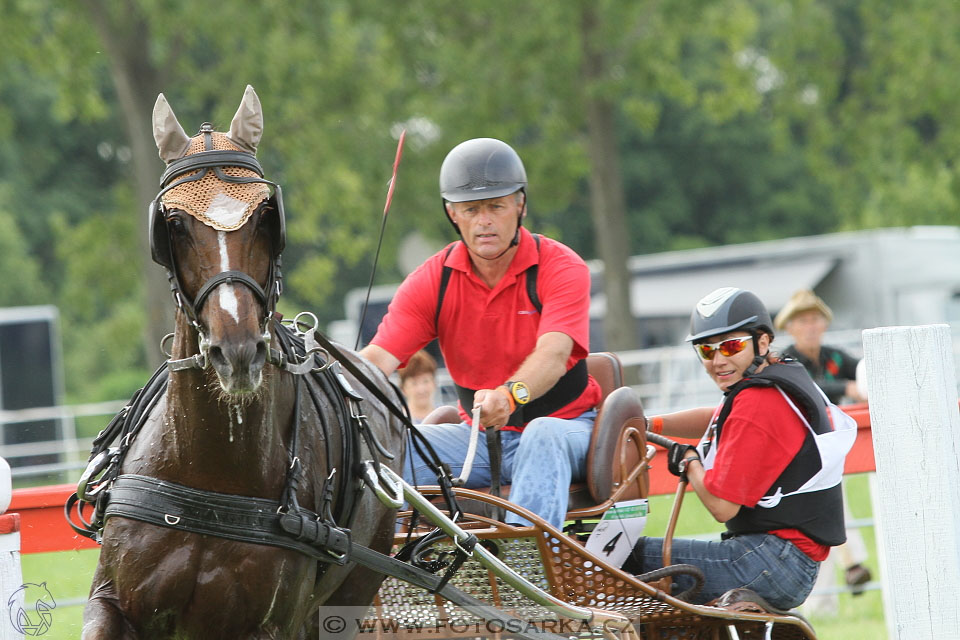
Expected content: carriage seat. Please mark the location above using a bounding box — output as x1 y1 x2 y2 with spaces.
419 352 649 517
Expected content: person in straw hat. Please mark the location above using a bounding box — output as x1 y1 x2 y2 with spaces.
775 289 871 599
775 290 864 404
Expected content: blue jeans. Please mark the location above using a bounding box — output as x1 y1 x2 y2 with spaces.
403 411 596 529
624 533 820 610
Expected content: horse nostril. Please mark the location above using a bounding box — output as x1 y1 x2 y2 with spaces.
253 340 267 370
208 345 230 373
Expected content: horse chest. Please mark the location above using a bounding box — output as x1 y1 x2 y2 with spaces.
102 519 317 636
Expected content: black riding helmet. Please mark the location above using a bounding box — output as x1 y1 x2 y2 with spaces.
686 287 774 376
439 138 527 250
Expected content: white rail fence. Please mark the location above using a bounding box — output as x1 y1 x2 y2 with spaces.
0 401 124 481
10 327 959 481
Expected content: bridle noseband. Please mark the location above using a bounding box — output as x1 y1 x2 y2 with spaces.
149 124 286 363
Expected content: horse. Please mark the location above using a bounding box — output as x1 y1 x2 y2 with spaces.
78 86 406 639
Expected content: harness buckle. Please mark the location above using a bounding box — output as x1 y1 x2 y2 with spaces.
77 446 120 501
453 533 477 557
292 311 319 335
159 333 175 358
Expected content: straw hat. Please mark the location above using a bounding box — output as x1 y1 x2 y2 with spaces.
774 289 833 330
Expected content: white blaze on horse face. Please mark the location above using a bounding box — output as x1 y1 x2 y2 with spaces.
206 193 250 229
216 231 241 323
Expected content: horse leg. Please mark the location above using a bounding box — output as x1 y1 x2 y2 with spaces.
81 576 137 640
314 509 398 640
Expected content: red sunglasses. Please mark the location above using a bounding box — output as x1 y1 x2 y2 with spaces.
694 335 753 361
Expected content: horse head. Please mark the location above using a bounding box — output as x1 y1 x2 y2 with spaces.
150 86 285 395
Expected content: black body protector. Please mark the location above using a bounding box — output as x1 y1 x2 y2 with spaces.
700 361 856 547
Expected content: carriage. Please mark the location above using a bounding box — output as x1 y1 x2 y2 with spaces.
65 86 818 640
363 350 819 640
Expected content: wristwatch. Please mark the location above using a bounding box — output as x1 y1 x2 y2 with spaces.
504 381 531 406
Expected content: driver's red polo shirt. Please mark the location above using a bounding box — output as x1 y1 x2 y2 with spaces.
370 227 600 430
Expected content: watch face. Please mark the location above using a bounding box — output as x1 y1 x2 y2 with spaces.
511 381 531 405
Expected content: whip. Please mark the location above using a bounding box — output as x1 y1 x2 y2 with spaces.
355 130 406 349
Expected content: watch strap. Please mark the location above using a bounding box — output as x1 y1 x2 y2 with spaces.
493 386 516 413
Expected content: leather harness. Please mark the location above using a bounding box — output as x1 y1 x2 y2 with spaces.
66 323 374 564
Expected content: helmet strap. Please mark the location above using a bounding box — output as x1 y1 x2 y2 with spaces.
507 191 526 248
743 331 768 377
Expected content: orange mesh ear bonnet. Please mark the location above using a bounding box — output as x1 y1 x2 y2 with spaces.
159 131 270 231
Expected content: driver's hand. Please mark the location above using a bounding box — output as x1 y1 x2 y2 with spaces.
473 388 512 429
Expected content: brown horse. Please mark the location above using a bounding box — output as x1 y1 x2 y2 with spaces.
79 86 405 639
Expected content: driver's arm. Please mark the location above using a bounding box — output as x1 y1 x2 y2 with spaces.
359 344 401 377
473 331 573 429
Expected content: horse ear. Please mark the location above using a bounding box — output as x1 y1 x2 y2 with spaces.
227 85 263 154
152 93 192 163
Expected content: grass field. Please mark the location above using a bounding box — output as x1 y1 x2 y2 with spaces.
21 474 885 639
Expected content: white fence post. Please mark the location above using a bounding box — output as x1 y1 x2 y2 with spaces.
0 456 22 640
863 324 960 639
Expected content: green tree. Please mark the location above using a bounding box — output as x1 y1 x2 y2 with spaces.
762 0 960 228
3 0 416 362
0 53 145 401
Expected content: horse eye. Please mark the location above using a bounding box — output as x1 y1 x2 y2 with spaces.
257 206 275 225
257 208 278 239
167 215 186 235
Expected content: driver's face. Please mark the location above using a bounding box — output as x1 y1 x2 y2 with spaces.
446 193 523 260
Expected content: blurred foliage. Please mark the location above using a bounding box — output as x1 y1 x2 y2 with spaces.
0 0 957 400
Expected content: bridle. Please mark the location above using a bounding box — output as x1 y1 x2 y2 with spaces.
148 123 286 361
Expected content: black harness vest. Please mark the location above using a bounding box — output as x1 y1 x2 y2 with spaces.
712 362 847 547
434 235 589 427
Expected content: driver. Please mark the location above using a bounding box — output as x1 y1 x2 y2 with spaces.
359 138 601 529
624 287 856 610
